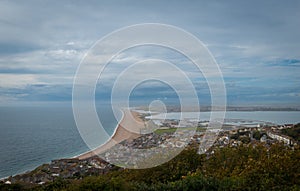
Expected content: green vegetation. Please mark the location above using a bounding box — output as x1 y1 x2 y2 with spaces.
239 136 251 144
154 127 206 135
253 130 262 140
154 128 177 135
282 123 300 142
2 142 299 191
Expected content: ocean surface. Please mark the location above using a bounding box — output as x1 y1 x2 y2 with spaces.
0 106 117 179
148 111 300 125
0 107 299 179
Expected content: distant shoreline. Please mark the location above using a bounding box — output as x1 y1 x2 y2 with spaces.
0 105 299 112
137 105 300 112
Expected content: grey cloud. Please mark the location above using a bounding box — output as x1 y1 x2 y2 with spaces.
0 0 299 105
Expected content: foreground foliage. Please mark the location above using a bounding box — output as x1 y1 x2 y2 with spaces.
1 143 299 191
281 123 300 142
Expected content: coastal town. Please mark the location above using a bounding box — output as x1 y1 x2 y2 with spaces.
2 111 299 186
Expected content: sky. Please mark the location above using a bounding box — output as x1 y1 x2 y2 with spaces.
0 0 299 107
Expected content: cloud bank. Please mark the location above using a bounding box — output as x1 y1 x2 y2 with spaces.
0 0 299 106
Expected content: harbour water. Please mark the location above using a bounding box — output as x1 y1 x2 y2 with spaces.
148 111 300 125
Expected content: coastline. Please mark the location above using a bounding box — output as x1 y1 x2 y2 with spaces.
71 109 126 159
3 109 299 181
2 110 299 185
0 108 144 180
75 108 145 160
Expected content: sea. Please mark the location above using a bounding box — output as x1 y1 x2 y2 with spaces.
148 111 300 125
0 106 299 179
0 106 118 179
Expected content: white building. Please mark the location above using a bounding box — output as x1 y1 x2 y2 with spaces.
267 131 292 145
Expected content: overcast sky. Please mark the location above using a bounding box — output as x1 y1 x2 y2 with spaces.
0 0 299 107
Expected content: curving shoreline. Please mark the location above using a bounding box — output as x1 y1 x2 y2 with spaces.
0 108 146 182
76 108 145 160
0 108 145 181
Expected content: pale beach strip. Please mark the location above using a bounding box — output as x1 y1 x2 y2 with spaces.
75 108 145 160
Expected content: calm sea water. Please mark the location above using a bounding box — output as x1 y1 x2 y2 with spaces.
0 107 299 179
149 111 300 125
0 106 117 179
